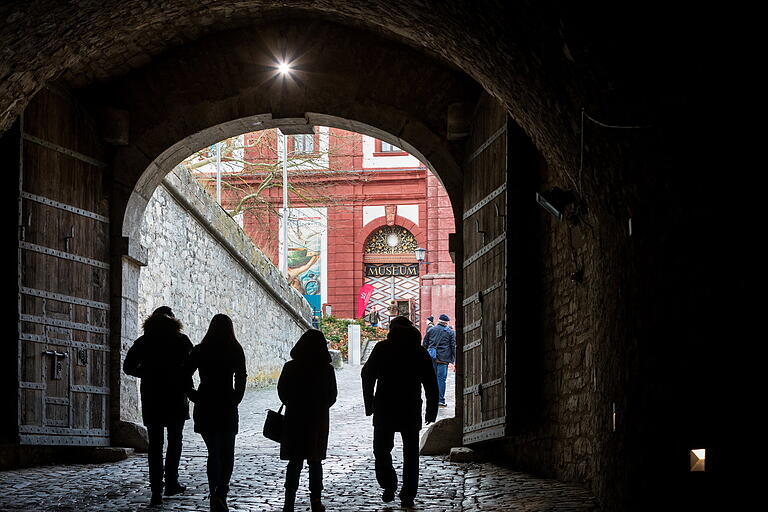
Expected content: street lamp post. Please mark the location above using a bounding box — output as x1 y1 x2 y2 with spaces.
215 141 222 204
281 131 289 277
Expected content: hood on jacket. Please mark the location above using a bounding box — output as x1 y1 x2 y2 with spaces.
387 316 421 344
291 329 332 364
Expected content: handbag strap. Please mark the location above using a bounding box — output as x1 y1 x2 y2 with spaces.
278 404 284 414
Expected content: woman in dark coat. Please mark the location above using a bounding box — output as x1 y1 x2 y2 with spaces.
123 306 192 506
187 314 247 512
277 329 338 512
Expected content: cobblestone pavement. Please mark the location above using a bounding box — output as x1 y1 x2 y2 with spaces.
0 366 598 511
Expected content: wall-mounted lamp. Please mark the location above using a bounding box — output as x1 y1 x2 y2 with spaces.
690 449 706 472
415 247 431 266
536 187 575 221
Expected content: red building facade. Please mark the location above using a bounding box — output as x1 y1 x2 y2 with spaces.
188 127 455 333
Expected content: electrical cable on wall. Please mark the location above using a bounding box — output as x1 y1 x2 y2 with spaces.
576 108 653 194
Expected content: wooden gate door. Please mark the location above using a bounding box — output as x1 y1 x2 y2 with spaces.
461 95 509 444
17 87 111 446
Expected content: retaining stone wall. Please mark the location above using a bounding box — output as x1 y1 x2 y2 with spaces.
137 166 312 386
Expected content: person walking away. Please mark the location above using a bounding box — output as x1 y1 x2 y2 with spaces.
425 316 435 331
369 307 381 327
422 313 456 407
361 316 439 508
278 329 338 512
123 306 193 506
186 314 247 512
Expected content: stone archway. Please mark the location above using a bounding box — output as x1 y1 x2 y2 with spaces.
0 5 732 509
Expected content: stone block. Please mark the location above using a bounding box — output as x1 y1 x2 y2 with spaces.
111 420 149 453
448 446 485 463
419 416 461 455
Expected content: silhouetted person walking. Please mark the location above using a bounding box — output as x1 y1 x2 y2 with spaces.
187 314 247 512
277 329 338 512
123 306 193 506
361 316 438 508
422 313 456 407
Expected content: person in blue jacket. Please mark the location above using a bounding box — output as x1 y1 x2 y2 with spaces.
421 314 456 407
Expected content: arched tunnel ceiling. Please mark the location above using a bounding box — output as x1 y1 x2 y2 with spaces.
0 0 701 194
98 20 479 238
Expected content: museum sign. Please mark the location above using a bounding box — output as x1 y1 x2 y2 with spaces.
364 263 419 277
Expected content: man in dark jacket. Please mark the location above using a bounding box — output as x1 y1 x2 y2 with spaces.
361 316 439 508
123 306 193 506
422 313 456 407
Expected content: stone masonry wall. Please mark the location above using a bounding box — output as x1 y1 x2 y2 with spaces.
137 166 312 386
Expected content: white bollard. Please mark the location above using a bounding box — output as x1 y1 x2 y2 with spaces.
348 324 361 366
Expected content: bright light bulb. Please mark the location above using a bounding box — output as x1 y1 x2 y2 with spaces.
278 62 291 75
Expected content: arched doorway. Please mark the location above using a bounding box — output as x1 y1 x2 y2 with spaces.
363 224 422 327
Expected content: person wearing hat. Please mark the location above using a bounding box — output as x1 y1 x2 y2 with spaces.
425 316 435 331
421 314 456 407
124 306 193 506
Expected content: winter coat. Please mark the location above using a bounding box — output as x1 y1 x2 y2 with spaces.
187 340 247 434
422 323 456 364
123 316 193 426
362 324 439 431
277 331 338 461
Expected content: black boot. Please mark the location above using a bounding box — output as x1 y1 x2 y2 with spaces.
310 492 325 512
210 485 229 512
283 489 297 512
165 481 186 496
150 490 163 506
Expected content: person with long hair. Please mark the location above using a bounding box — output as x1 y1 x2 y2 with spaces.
123 306 193 506
277 329 338 512
187 314 247 512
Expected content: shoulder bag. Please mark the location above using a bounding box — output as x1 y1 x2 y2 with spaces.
263 404 284 442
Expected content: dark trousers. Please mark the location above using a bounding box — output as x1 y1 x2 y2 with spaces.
146 421 184 492
373 427 420 500
201 431 237 492
285 459 324 493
